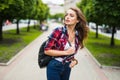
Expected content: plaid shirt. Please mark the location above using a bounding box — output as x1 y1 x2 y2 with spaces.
44 26 80 61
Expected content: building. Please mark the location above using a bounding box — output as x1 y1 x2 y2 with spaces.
64 0 81 11
42 0 81 15
43 1 65 15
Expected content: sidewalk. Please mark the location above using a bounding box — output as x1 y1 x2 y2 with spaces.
0 22 120 80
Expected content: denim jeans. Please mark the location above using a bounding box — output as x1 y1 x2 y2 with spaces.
47 59 71 80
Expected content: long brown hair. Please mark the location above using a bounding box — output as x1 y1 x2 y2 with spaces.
70 7 89 48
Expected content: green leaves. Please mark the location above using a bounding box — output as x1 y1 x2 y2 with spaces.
0 0 13 11
77 0 120 27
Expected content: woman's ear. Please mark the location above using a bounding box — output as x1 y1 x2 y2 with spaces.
77 20 79 23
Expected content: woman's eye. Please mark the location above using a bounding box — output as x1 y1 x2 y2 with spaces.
65 13 74 18
65 13 68 17
70 14 74 17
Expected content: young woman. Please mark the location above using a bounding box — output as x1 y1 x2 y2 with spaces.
44 7 89 80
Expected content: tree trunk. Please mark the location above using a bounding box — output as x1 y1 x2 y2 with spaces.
0 19 3 41
27 19 30 32
110 26 115 46
96 24 98 38
16 20 20 34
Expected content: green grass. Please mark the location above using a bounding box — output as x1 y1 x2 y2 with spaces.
0 26 42 63
86 31 120 67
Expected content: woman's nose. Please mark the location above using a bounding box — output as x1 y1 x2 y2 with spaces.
66 15 69 19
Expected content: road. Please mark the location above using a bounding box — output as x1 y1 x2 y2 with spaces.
3 22 120 40
90 28 120 40
3 23 34 31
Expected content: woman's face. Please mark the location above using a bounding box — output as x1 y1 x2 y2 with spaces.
64 9 79 26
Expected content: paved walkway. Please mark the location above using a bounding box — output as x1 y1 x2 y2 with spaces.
0 22 120 80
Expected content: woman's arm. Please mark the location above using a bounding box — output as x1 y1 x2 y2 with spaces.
45 47 75 57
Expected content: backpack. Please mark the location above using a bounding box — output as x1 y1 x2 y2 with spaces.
38 27 74 68
38 27 63 68
38 40 52 68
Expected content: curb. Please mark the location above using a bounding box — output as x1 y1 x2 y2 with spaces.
0 50 23 66
0 45 28 66
84 47 120 70
0 35 40 66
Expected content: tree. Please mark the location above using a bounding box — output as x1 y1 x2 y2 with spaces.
0 0 49 41
23 0 37 32
10 0 24 34
77 0 103 38
93 0 120 46
78 0 120 46
0 0 24 36
13 0 36 34
35 0 49 24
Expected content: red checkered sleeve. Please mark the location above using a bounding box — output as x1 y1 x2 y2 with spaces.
44 27 62 51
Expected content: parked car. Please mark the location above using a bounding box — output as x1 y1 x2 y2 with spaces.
3 20 12 26
40 21 48 31
41 25 48 31
101 27 116 33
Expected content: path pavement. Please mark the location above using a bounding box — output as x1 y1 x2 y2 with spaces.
0 22 120 80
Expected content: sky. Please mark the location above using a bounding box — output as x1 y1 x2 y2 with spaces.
42 0 64 5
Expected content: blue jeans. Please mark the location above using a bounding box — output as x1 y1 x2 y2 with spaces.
47 59 71 80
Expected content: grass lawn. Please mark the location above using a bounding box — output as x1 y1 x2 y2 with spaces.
0 26 42 63
86 31 120 67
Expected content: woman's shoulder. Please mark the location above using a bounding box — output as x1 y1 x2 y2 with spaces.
49 27 64 40
53 26 64 32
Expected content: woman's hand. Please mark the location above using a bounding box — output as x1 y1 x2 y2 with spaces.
65 47 75 55
69 59 78 68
